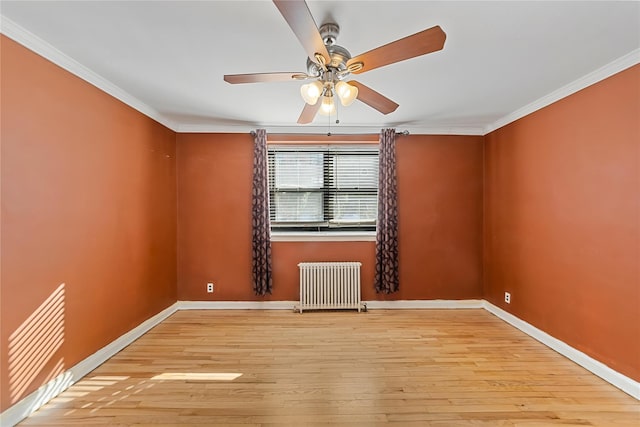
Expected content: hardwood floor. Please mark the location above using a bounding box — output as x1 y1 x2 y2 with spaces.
19 309 639 426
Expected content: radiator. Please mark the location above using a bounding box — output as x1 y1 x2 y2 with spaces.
297 262 363 313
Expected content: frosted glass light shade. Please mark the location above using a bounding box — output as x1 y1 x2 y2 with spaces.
300 81 323 105
335 81 358 106
319 94 336 116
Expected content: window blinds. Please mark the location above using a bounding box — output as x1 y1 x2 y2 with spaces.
268 145 379 230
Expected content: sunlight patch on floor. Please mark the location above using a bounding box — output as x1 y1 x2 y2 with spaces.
151 372 243 381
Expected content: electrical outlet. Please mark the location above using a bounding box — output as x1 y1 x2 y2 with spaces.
504 292 511 304
207 282 214 293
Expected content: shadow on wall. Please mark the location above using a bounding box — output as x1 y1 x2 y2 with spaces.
9 283 66 405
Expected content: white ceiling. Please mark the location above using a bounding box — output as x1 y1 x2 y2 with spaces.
1 1 639 135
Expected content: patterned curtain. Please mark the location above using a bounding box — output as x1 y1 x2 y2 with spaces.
251 129 273 296
374 128 399 294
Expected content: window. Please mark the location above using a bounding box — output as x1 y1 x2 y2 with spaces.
268 145 379 231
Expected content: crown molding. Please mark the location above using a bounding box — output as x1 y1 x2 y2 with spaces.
2 15 636 137
0 15 178 132
484 48 640 135
0 13 483 138
176 123 486 135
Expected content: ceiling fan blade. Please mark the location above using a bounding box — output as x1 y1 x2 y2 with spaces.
273 0 330 65
347 25 446 74
348 81 399 115
224 72 307 84
297 102 321 124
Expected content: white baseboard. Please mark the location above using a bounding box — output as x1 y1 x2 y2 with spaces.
177 300 298 310
3 299 638 427
177 299 484 311
364 299 484 309
483 301 640 400
0 303 178 427
177 299 485 311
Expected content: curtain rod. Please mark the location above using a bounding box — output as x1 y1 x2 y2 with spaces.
250 130 409 136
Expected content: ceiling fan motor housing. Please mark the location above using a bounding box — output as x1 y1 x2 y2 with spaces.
307 45 351 77
306 23 352 79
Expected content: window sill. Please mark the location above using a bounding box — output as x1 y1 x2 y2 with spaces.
270 231 376 242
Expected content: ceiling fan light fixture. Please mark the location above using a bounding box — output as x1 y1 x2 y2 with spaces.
318 92 336 116
335 81 358 106
300 80 323 105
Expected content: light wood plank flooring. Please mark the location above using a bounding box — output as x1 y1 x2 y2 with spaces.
19 309 639 426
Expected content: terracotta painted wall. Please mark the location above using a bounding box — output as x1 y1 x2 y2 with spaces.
393 135 484 301
176 133 256 300
0 36 177 411
484 64 640 381
177 133 483 301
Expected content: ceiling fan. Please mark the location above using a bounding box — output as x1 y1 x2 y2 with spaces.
224 0 446 124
